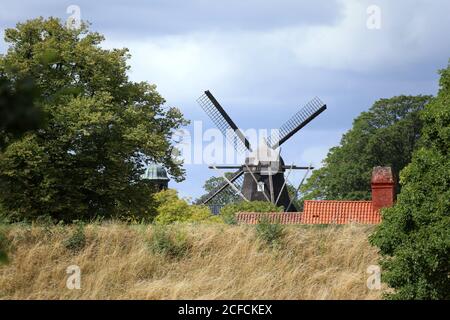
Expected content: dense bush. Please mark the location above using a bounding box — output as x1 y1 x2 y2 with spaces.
0 227 9 264
153 189 214 224
149 225 190 259
63 222 86 252
255 216 284 248
370 62 450 300
0 204 8 224
220 201 283 224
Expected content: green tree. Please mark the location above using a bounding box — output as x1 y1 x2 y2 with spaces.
0 18 187 222
286 183 303 211
153 189 212 224
370 63 450 299
0 75 43 150
301 95 432 201
195 172 241 205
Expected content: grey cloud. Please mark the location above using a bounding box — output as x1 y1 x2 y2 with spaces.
1 0 342 37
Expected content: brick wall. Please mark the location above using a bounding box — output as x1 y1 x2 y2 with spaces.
371 166 395 212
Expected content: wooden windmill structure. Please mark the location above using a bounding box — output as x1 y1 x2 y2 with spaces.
197 90 326 212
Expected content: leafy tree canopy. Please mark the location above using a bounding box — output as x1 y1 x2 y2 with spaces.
0 18 187 222
0 75 43 150
195 172 241 205
300 95 432 201
153 189 213 224
370 62 450 299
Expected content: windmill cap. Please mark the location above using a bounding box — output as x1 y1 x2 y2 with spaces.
247 141 280 164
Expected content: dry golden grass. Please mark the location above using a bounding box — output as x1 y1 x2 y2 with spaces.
0 223 382 299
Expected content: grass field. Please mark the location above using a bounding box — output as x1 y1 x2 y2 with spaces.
0 223 382 299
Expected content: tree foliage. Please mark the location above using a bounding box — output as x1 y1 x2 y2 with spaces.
301 95 432 201
195 172 241 205
0 18 187 222
370 62 450 299
0 227 9 264
149 225 190 259
0 75 43 150
255 216 284 248
153 189 213 224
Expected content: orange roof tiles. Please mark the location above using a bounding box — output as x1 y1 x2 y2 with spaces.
302 200 381 224
235 200 381 225
235 212 303 225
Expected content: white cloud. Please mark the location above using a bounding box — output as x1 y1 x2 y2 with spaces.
104 33 239 104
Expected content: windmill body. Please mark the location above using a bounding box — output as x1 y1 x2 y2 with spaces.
242 155 296 210
197 90 327 212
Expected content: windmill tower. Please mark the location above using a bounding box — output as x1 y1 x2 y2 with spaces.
197 90 326 212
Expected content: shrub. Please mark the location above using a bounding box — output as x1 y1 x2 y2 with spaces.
64 222 86 252
0 203 8 224
149 225 189 259
0 228 9 264
153 189 213 224
34 215 56 229
187 205 212 222
220 201 283 224
255 216 284 247
0 214 9 225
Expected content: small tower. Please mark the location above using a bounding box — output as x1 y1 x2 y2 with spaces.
142 163 170 191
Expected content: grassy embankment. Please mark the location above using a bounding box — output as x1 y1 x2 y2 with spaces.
0 223 382 299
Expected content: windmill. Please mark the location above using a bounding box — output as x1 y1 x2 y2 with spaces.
197 90 326 212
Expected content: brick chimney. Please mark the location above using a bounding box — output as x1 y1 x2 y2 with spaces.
371 166 395 211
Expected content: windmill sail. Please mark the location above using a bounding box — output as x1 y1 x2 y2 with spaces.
268 97 326 148
197 90 252 154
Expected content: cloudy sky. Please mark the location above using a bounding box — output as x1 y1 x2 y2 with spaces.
1 0 449 200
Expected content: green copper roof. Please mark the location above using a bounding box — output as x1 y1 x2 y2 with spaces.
142 164 170 181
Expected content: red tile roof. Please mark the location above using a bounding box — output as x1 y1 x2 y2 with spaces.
302 200 381 224
235 200 381 225
235 212 303 225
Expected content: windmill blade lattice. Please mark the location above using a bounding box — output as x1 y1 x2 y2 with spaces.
202 169 245 204
268 97 326 148
197 92 251 155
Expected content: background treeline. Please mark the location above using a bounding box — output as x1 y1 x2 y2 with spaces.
299 95 432 201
